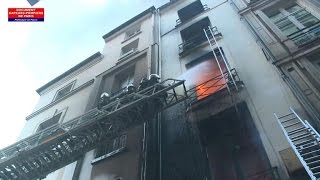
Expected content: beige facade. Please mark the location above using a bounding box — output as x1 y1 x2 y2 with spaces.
5 0 320 179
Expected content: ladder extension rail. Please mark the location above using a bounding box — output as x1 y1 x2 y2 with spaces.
207 26 239 92
203 27 231 95
274 107 317 180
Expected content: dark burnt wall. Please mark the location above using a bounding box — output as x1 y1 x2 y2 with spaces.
160 102 209 180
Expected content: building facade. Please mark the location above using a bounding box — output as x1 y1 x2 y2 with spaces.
2 0 320 179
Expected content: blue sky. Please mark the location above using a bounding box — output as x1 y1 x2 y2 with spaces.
0 0 168 148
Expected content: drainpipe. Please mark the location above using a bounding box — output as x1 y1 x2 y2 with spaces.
157 8 162 180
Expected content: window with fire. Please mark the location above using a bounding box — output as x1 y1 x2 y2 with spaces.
181 50 229 100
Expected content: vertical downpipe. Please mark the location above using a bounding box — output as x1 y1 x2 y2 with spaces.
157 8 162 180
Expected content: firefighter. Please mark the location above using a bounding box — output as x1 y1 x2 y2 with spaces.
138 77 148 92
127 83 136 94
148 74 161 86
98 92 110 109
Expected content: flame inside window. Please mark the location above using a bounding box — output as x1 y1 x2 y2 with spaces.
181 57 227 100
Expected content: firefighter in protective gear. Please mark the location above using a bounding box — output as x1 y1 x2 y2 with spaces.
148 74 160 86
98 92 110 109
127 83 136 94
138 77 148 91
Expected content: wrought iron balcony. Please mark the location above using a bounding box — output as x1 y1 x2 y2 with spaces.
178 26 222 56
176 4 209 26
247 167 280 180
288 21 320 47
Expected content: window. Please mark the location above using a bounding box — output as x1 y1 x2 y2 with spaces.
183 52 227 100
113 66 135 94
53 81 75 101
124 24 141 40
177 1 206 24
120 39 139 58
119 73 134 89
37 112 62 132
92 135 127 164
268 4 320 46
179 17 211 53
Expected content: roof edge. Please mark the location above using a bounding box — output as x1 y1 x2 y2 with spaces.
102 6 156 40
36 51 102 94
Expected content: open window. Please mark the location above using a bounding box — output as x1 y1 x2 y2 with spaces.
177 0 207 25
112 66 135 96
53 81 75 102
182 51 228 100
92 134 127 164
120 39 139 59
36 112 62 132
265 3 320 46
179 17 212 53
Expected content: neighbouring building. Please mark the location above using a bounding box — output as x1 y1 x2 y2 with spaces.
1 0 320 180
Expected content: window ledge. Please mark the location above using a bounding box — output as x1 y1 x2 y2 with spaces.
91 147 126 165
26 79 95 120
118 49 140 63
122 31 142 44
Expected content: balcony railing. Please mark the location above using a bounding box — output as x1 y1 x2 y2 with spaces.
247 167 280 180
186 68 241 104
176 4 209 26
178 26 221 55
287 21 320 47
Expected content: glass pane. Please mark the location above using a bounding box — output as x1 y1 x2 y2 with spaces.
294 10 319 27
270 12 299 36
286 4 302 13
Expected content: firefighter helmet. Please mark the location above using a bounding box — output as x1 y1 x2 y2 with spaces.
100 92 110 99
127 83 136 93
148 74 160 81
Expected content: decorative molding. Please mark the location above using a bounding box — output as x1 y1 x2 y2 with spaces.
26 79 95 121
38 54 103 95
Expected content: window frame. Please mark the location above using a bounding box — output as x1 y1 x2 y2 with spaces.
112 66 135 95
259 1 320 46
35 108 67 133
52 80 76 102
92 134 127 164
124 24 141 42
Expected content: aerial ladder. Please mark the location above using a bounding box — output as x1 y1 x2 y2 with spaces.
275 107 320 180
0 79 188 180
0 26 245 180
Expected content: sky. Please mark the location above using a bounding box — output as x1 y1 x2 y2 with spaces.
0 0 168 149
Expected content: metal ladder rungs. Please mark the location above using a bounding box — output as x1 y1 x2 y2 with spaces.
295 139 316 146
301 149 320 156
313 171 320 176
288 127 308 135
306 154 320 161
290 132 310 139
291 134 313 142
311 166 320 171
281 117 298 123
278 113 294 119
283 121 303 128
299 143 319 151
309 159 320 166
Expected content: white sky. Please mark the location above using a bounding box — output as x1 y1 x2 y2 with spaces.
0 0 168 149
